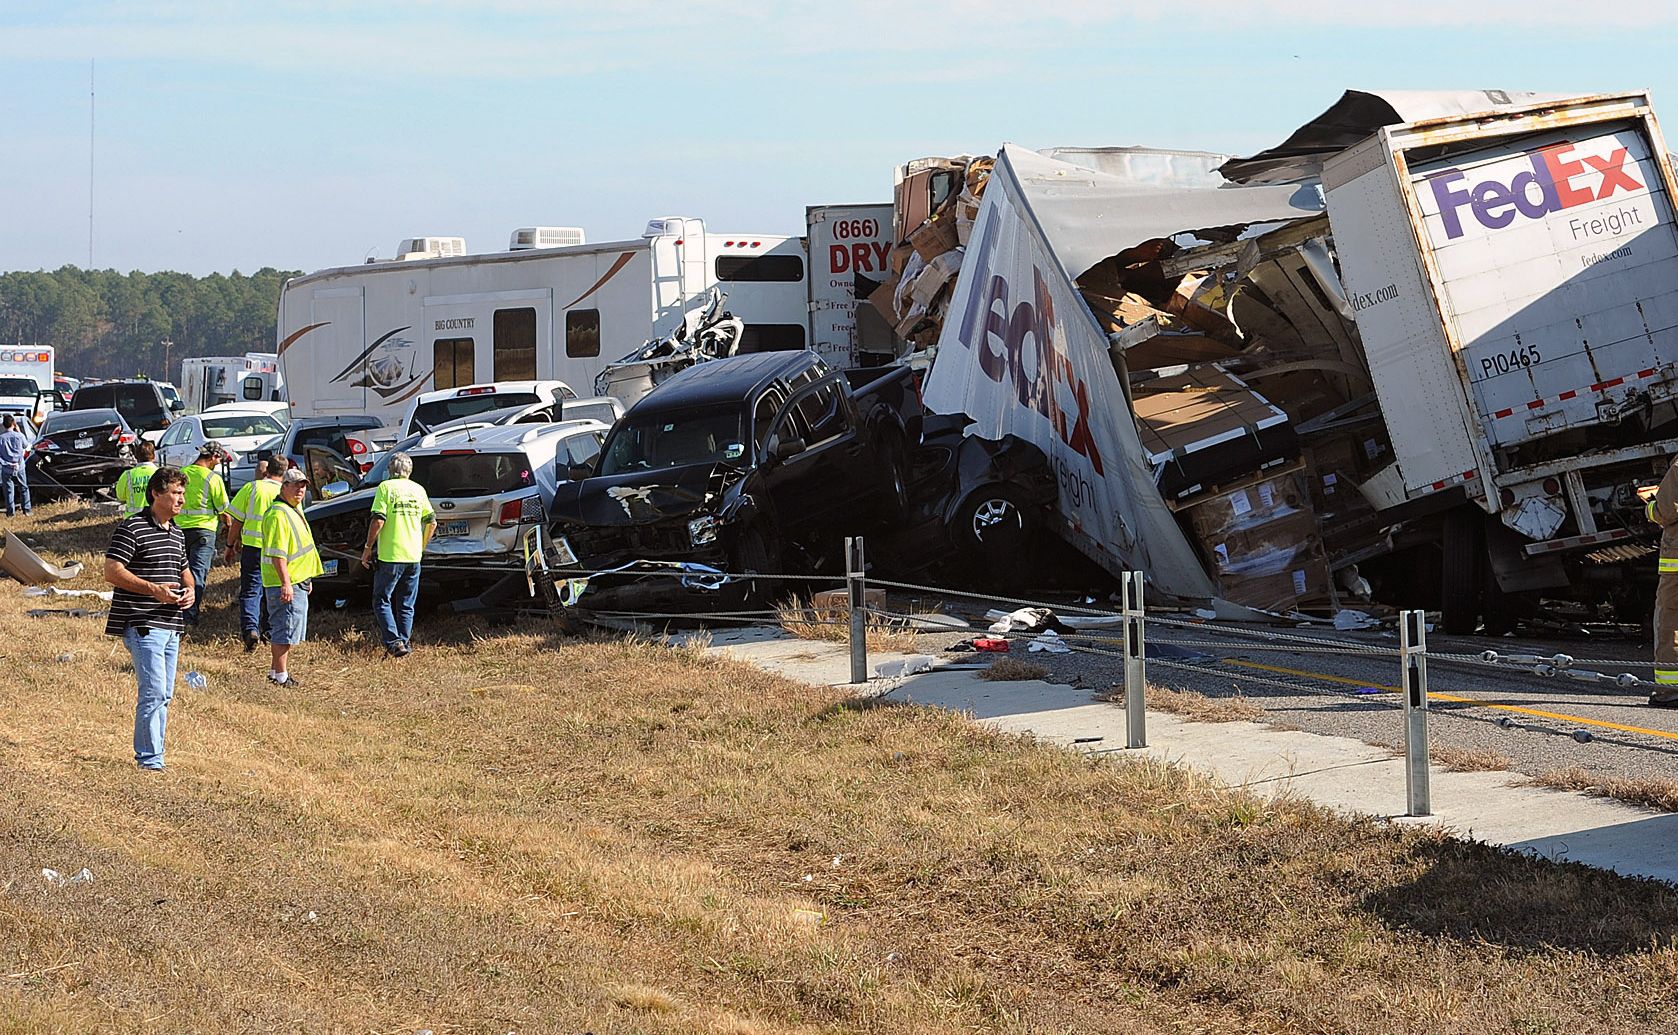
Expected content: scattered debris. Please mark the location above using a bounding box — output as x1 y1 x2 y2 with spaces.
1027 631 1071 654
27 608 105 619
40 867 93 887
24 586 113 601
873 655 935 679
0 532 84 585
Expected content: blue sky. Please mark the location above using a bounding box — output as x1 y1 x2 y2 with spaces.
3 1 1676 276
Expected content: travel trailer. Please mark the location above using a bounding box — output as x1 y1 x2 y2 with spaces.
276 218 812 424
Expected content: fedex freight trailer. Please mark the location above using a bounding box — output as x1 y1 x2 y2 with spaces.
276 218 810 425
1321 91 1678 629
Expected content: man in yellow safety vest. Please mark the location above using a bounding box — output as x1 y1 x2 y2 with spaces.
261 467 324 687
114 440 159 518
1643 462 1678 708
224 459 283 651
177 444 229 626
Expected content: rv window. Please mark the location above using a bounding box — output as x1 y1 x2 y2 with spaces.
242 376 263 401
566 309 600 358
737 324 807 353
494 307 538 381
433 337 474 390
715 255 804 283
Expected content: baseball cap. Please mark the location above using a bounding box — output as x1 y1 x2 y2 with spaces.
281 468 309 485
197 443 226 460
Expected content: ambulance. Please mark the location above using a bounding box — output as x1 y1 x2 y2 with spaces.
0 346 56 427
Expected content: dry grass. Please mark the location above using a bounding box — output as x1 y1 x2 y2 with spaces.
979 657 1050 682
1112 684 1266 723
1530 766 1678 812
776 595 918 653
1429 745 1512 772
1 502 1678 1032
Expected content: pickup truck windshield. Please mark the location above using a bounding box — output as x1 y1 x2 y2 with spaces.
597 409 747 475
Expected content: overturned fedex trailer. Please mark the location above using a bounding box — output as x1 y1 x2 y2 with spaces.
926 91 1678 630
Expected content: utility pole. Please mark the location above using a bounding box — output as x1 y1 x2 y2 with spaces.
160 337 173 381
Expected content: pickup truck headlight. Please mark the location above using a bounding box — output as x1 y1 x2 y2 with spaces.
552 534 579 567
688 515 719 546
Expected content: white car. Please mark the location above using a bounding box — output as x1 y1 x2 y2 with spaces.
155 407 289 469
204 400 290 425
399 380 575 436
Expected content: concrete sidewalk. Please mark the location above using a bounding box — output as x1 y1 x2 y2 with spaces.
701 628 1678 887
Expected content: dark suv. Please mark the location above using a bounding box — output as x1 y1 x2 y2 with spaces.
70 380 183 439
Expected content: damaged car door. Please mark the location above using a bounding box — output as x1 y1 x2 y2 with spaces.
756 376 872 546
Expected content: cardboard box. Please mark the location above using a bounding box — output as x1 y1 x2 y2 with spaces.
1220 551 1333 613
908 214 959 262
1202 508 1321 575
1185 470 1311 540
1134 368 1299 502
811 587 884 612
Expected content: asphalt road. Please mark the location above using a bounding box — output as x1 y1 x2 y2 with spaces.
889 594 1678 789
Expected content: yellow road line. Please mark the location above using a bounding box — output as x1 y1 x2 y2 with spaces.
1225 659 1678 743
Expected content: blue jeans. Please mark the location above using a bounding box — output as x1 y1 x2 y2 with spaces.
372 561 420 648
264 583 310 645
124 625 180 769
238 545 270 637
1 462 29 516
182 527 216 625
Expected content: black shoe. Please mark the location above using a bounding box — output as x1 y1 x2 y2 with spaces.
242 633 260 653
267 672 300 688
396 641 413 657
1650 693 1678 708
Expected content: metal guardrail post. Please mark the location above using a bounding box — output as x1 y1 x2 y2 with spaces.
1122 570 1147 749
1399 608 1431 817
847 536 867 685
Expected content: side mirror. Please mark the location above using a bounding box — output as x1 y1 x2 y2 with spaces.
766 437 805 465
170 399 186 412
319 479 351 500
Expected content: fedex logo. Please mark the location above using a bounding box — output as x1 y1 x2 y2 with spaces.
1427 140 1645 240
951 225 1105 476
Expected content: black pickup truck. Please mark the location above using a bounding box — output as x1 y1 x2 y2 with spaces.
546 351 922 597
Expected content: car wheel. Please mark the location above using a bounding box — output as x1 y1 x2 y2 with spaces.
961 489 1027 551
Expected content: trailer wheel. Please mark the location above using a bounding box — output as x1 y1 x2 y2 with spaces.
1441 508 1483 635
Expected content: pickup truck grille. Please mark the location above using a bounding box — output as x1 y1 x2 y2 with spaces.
569 523 692 563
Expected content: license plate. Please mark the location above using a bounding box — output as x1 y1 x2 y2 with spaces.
322 559 338 576
437 519 470 538
74 436 93 449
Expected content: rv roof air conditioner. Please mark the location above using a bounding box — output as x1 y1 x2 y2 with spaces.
642 217 704 239
394 236 467 261
509 227 586 250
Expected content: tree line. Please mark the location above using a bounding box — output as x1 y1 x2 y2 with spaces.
0 266 298 380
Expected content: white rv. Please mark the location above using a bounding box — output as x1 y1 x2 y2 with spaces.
181 353 285 413
276 218 811 423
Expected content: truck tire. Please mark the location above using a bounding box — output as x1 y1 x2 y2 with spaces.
1441 508 1483 635
879 431 910 518
730 526 781 604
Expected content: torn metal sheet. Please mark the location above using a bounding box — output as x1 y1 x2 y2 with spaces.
1001 145 1325 281
0 532 84 585
1218 89 1576 185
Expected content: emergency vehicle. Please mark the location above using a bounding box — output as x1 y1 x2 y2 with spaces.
0 346 56 425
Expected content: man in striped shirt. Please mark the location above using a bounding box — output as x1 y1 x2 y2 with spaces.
103 465 195 771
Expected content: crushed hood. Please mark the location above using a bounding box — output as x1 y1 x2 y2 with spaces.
556 464 728 527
